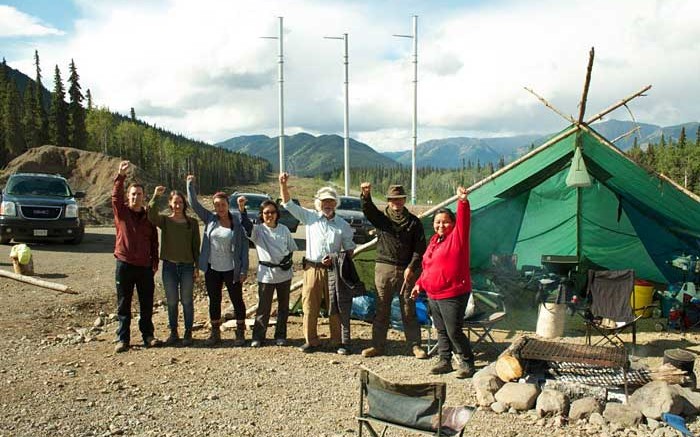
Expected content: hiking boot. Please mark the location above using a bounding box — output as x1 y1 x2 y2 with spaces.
361 347 384 358
275 339 287 347
250 340 262 348
144 336 162 348
182 329 193 346
456 360 475 379
165 329 179 346
412 345 428 360
233 326 246 347
337 344 352 356
430 359 454 375
205 327 221 346
114 341 129 353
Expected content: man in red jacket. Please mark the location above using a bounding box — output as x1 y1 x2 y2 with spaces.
112 160 161 353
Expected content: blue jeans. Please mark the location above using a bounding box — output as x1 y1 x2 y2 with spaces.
162 260 195 331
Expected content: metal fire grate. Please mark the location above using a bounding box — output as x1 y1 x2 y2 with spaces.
515 338 628 368
547 362 652 387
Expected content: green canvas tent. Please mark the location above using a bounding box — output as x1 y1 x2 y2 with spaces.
426 125 700 285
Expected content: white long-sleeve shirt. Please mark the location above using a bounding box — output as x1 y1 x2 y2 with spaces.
282 200 356 263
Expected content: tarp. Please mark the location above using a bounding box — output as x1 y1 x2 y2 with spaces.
423 126 700 285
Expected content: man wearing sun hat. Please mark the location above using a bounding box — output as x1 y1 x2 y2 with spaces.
360 182 427 359
279 172 356 354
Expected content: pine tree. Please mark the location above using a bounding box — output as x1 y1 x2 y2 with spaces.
696 126 700 147
4 81 25 160
22 81 39 147
67 59 87 149
86 89 92 111
34 50 48 145
679 126 687 148
130 107 136 121
0 59 7 150
49 65 68 147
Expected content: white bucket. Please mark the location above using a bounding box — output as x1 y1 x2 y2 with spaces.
536 302 566 338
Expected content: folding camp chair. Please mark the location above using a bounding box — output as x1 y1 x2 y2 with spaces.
357 368 475 437
584 269 652 350
463 290 507 355
426 290 507 357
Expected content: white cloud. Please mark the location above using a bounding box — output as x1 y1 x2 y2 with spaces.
0 5 64 37
6 0 700 152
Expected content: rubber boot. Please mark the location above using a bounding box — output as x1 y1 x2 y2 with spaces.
234 321 246 347
205 320 221 346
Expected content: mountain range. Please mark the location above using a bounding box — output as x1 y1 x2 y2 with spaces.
218 120 699 172
216 133 398 176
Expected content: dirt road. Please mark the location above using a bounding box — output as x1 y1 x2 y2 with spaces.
0 227 698 437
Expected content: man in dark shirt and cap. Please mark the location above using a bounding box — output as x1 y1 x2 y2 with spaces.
360 182 427 359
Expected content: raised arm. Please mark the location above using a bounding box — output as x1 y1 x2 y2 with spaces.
237 196 253 238
279 172 291 204
186 175 211 222
279 172 316 224
147 185 167 228
452 186 471 243
111 161 130 219
360 182 389 228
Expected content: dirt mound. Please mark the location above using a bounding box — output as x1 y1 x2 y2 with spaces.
0 145 158 222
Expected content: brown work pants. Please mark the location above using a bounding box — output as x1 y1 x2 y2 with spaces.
372 263 421 350
302 265 346 346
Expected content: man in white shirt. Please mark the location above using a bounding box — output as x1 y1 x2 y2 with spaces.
279 172 356 354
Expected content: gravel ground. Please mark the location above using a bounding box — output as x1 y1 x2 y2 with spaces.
0 227 699 437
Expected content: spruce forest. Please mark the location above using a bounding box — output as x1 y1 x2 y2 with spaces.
0 51 270 193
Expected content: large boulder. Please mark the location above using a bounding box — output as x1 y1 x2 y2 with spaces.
535 389 569 417
472 364 504 406
494 382 540 411
629 381 695 420
603 402 643 427
569 397 602 422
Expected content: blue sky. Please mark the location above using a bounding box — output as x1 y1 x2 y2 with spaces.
1 0 699 151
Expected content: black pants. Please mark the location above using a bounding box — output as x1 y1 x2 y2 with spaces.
252 280 291 341
428 293 474 363
115 260 155 344
205 266 245 322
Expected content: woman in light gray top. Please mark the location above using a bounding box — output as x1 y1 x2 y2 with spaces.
238 197 297 347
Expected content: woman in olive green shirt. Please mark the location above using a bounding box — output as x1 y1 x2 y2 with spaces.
148 186 201 346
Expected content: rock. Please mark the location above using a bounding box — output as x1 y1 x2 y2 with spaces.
473 364 504 406
570 397 603 422
647 418 660 430
494 382 540 411
491 401 507 414
589 412 607 427
93 317 104 327
108 313 118 322
629 381 686 420
603 402 642 428
535 389 569 417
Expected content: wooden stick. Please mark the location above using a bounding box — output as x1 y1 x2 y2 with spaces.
0 269 77 294
577 47 595 123
524 87 576 124
611 126 641 144
585 85 652 125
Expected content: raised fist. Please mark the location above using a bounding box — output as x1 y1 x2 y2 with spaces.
118 161 130 176
457 186 468 201
360 182 371 196
237 196 247 212
279 172 289 185
154 186 166 197
186 175 195 183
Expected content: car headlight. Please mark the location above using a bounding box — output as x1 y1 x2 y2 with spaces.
0 201 16 217
65 204 79 218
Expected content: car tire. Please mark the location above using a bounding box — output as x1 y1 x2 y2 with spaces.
0 234 11 245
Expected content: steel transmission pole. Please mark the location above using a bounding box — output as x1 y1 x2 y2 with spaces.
325 33 350 196
262 17 286 173
394 15 418 205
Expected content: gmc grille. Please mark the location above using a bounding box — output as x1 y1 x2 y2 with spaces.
20 205 62 220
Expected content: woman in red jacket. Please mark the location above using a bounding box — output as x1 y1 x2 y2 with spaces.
411 186 474 378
